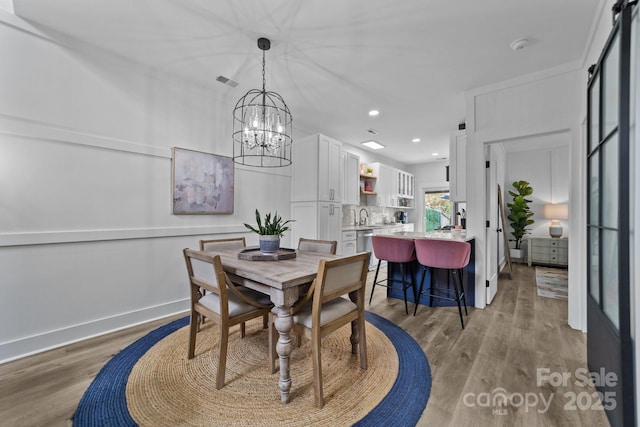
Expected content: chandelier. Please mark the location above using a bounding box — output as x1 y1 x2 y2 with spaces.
233 38 293 167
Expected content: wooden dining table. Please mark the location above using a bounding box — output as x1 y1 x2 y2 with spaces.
203 247 337 404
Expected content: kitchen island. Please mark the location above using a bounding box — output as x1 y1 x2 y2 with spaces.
379 231 475 307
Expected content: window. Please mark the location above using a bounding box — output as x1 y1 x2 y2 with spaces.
424 191 451 231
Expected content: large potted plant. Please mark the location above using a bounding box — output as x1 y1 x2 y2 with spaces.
244 209 293 254
506 180 534 258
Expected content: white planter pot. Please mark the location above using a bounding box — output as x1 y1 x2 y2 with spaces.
259 235 281 253
510 248 523 259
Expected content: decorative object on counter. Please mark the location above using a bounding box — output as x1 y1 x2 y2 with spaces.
459 209 466 229
506 180 534 256
396 210 407 224
244 209 294 253
232 38 293 168
543 203 568 238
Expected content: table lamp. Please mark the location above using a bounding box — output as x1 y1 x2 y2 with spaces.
543 203 569 238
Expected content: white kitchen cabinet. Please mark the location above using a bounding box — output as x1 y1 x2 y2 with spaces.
290 202 341 250
367 163 392 207
449 130 466 202
342 151 360 206
397 170 414 199
364 163 414 208
341 230 357 256
291 133 342 203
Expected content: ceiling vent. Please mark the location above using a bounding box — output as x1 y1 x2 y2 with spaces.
366 128 379 135
216 75 239 88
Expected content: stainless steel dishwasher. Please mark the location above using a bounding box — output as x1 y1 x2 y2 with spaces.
356 229 375 270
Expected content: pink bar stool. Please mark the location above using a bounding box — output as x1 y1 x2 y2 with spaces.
370 235 417 314
414 239 471 329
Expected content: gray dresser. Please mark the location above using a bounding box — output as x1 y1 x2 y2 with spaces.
528 237 568 267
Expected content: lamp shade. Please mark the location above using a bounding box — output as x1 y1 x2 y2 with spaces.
543 203 569 220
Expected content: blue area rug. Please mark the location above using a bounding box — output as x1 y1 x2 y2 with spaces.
73 311 430 426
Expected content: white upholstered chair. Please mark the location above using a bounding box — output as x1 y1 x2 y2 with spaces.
269 252 370 407
183 248 272 389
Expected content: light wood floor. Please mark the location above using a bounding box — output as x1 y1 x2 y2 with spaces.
0 263 610 426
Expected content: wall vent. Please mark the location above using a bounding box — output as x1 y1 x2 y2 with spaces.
216 75 239 88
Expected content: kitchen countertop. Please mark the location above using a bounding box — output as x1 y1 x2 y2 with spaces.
384 231 475 242
342 223 410 231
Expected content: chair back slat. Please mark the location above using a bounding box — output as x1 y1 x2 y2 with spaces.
183 249 227 301
298 238 337 255
200 237 246 252
321 259 366 297
315 253 370 304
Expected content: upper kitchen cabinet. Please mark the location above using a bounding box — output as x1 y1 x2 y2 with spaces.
396 169 414 201
342 151 360 205
449 130 466 201
291 134 342 203
362 163 414 208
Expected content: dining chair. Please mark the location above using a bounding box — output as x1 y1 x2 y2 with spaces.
413 239 471 329
269 252 370 408
297 238 337 255
199 237 246 251
369 235 417 314
183 248 273 389
198 236 267 333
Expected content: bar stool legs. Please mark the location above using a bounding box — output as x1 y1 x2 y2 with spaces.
414 266 468 329
369 260 416 315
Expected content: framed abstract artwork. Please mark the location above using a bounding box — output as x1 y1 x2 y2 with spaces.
171 147 234 214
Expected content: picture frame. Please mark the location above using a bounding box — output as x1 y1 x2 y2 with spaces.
171 147 234 214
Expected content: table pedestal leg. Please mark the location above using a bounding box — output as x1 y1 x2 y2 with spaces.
274 305 293 403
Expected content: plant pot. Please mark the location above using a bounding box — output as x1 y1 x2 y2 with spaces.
510 248 523 259
259 235 281 254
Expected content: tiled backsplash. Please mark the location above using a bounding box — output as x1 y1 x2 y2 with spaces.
342 205 406 227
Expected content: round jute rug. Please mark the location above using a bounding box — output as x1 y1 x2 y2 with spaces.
73 311 431 426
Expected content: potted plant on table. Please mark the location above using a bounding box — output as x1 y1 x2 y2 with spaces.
244 209 294 254
507 180 534 259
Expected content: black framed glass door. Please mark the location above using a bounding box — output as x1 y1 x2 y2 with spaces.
586 2 635 426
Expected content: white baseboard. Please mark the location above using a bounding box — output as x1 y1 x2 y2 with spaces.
0 299 189 364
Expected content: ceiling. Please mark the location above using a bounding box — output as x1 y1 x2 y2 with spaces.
12 0 602 165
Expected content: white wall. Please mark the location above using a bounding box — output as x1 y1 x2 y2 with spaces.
505 145 571 240
0 13 291 362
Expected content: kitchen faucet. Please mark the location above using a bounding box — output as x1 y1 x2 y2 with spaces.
359 208 369 226
350 208 357 226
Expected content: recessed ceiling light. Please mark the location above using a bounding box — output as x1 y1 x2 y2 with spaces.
432 152 439 156
362 140 385 150
368 110 380 117
412 138 421 143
